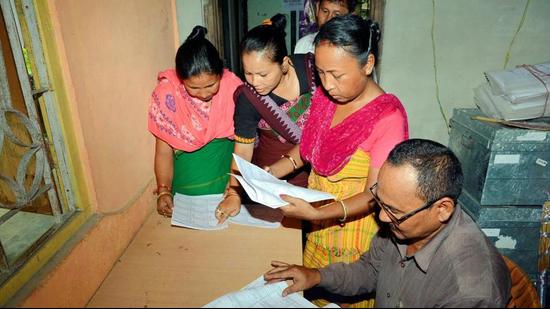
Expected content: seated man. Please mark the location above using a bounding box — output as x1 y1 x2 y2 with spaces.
264 138 511 307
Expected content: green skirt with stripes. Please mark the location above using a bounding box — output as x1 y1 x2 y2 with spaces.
172 138 233 196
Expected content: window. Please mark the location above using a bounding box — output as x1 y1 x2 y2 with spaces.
0 0 76 284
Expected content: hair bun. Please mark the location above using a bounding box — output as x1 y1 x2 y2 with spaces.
187 25 208 41
269 13 287 35
367 20 381 44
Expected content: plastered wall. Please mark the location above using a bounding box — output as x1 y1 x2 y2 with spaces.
50 0 177 212
379 0 550 144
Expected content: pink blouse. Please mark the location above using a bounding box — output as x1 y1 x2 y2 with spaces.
359 109 408 168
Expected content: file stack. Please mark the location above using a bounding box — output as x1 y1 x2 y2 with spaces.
474 62 550 120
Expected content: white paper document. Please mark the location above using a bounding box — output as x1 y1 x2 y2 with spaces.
202 276 318 308
171 193 282 230
204 276 340 308
229 203 282 228
232 154 335 208
172 193 228 230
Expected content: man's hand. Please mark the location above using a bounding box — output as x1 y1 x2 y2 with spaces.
264 261 321 297
279 195 322 221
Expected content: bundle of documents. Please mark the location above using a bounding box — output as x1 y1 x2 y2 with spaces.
475 62 550 121
231 154 335 208
203 275 340 308
171 193 283 230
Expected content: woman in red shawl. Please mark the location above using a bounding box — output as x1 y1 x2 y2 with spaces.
265 15 408 307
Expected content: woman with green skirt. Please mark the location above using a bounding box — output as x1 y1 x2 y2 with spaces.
147 26 242 216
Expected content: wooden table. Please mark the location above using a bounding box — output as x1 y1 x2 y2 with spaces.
87 212 302 308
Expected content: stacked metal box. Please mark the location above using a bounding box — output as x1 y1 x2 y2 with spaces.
448 108 550 281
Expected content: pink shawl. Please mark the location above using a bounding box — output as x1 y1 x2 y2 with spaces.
148 69 242 152
300 88 409 176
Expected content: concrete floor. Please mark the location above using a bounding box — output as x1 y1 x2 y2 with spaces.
87 211 303 308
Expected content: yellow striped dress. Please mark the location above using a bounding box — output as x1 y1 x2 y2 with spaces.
304 149 377 308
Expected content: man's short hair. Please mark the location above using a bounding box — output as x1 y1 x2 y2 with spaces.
386 139 464 203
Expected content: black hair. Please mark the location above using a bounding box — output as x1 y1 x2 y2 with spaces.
318 0 357 12
240 14 288 64
175 26 224 79
314 14 380 66
386 139 464 204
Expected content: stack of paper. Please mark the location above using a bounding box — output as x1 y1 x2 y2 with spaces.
171 193 283 230
231 154 335 208
474 83 550 121
475 62 550 120
485 62 550 103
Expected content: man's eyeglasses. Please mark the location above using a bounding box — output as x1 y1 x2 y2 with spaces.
369 183 437 226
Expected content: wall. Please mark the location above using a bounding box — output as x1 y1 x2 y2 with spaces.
175 0 224 60
4 0 178 306
379 0 550 144
176 0 204 44
247 0 301 54
49 0 177 213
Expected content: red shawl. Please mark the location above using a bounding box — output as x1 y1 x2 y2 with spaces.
300 88 409 176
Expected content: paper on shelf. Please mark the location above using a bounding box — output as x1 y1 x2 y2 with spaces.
202 276 318 308
171 193 283 230
171 193 229 230
203 275 340 308
230 203 282 228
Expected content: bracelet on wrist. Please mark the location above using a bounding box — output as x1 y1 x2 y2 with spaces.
155 184 171 194
281 154 298 171
338 200 347 223
157 191 173 200
223 187 241 200
223 194 240 201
